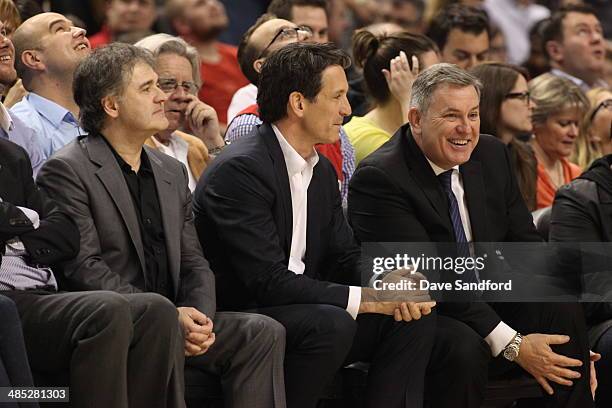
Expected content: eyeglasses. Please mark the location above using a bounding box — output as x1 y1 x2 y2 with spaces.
505 91 530 104
589 99 612 122
157 77 198 95
257 26 313 60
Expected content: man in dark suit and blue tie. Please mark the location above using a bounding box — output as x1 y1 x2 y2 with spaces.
348 63 596 407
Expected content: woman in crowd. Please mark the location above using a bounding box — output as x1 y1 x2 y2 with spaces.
0 295 38 408
529 73 588 209
549 98 612 407
572 88 612 170
470 62 537 210
344 30 439 164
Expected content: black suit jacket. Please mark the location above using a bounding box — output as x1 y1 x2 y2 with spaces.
36 135 215 317
0 138 78 267
193 123 362 311
348 124 542 337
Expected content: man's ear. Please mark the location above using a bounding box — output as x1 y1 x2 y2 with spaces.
253 58 265 74
287 91 306 118
407 107 422 135
101 95 120 119
545 40 563 63
21 50 45 71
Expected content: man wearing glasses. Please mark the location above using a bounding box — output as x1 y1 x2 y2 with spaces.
136 33 226 191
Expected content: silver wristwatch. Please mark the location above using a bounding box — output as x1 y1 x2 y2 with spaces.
502 333 523 362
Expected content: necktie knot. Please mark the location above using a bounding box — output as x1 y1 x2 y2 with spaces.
437 169 454 192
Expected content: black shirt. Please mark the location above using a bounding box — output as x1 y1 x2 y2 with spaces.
104 137 173 299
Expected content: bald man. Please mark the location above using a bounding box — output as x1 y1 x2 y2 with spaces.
10 12 89 160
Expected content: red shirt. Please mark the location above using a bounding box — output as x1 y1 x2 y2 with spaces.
199 43 249 126
89 25 112 49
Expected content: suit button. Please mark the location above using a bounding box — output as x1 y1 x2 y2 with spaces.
35 249 43 256
9 219 17 226
145 218 152 224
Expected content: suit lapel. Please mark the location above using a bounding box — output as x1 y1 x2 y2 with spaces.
403 127 452 231
147 148 180 298
460 160 488 241
87 136 146 273
261 124 293 254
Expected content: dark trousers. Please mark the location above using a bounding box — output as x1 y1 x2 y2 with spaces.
426 302 593 408
2 290 185 408
0 295 38 408
187 311 286 408
254 304 436 408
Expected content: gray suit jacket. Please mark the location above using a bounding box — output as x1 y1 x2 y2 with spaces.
36 134 216 318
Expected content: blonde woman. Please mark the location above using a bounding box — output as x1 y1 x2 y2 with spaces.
572 88 612 170
529 73 589 208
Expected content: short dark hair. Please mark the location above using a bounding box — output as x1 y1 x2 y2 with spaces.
237 13 277 85
426 4 490 51
541 4 597 59
267 0 327 21
352 30 438 104
257 42 350 123
73 43 155 135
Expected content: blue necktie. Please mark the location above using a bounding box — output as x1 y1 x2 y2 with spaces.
438 169 479 284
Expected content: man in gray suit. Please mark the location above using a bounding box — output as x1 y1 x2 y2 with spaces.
37 43 286 408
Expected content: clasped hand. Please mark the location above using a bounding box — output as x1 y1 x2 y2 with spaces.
361 268 436 322
177 306 215 357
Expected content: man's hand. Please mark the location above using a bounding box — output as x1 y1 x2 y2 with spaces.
514 334 583 395
381 51 419 123
590 350 601 400
183 95 223 149
177 306 215 357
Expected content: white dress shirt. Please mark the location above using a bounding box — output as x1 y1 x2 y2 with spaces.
272 125 361 319
427 159 517 357
151 134 197 192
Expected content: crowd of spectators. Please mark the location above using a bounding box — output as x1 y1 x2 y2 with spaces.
1 0 611 408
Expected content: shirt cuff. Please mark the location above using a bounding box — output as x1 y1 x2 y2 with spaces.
485 321 517 357
17 206 40 229
346 286 361 320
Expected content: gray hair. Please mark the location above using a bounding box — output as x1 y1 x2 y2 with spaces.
74 43 156 135
135 33 202 89
410 63 482 113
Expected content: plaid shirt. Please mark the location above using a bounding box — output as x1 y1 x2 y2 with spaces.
225 113 355 203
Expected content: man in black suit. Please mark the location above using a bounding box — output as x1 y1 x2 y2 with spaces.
348 63 595 407
194 42 437 408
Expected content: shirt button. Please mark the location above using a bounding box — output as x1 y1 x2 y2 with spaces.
145 218 152 224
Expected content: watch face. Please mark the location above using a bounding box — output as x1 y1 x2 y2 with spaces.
504 346 518 361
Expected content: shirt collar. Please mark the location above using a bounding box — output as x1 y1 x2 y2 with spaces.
27 92 79 128
549 68 608 92
425 157 459 177
102 136 152 175
271 124 319 176
0 102 13 133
